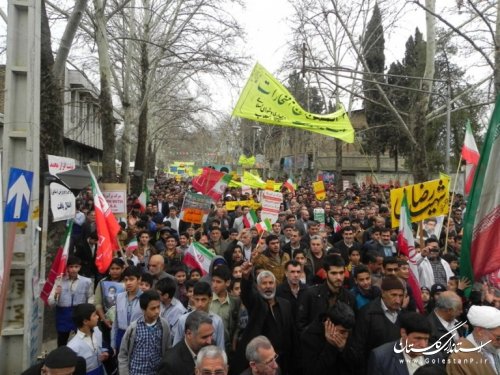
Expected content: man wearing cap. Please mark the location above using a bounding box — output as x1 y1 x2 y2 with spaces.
447 305 500 375
353 276 407 373
416 238 454 289
21 346 85 375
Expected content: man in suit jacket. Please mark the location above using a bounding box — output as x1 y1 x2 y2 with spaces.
158 310 215 375
368 312 444 375
74 231 98 278
427 291 464 351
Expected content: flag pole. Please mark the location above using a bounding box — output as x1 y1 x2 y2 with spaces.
443 155 463 254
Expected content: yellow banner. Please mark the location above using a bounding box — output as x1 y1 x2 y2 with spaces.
232 63 355 143
225 200 261 211
313 181 326 201
238 155 256 167
390 179 450 228
273 182 282 192
242 171 265 189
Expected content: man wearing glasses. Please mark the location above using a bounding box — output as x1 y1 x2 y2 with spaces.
242 336 280 375
447 305 500 375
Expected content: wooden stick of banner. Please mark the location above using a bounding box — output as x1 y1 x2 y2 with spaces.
443 155 463 255
418 221 425 251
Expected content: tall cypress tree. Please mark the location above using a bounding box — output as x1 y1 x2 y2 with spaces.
362 3 387 171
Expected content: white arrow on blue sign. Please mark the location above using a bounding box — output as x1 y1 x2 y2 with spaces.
4 168 34 222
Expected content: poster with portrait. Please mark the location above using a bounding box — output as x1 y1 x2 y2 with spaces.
101 281 125 311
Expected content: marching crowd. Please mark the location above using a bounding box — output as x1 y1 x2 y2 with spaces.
24 176 500 375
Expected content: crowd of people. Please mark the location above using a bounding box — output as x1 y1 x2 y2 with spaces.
24 175 500 375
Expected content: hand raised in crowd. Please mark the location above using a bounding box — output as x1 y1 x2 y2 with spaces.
458 277 471 291
241 261 253 279
324 319 347 350
483 282 495 304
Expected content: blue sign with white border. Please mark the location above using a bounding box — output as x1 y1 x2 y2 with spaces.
4 168 34 222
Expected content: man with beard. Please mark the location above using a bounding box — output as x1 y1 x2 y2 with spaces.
417 238 454 289
232 262 298 375
350 265 381 310
297 255 356 332
447 305 500 375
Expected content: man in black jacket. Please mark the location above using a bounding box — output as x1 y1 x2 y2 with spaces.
232 262 298 375
158 310 214 375
276 260 308 322
353 276 407 374
300 301 357 375
297 254 356 332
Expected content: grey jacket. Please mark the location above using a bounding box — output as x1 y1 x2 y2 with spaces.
118 316 171 375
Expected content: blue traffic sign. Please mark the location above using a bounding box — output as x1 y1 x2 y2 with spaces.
4 168 34 222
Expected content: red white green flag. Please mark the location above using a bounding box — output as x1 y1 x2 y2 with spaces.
242 209 259 228
137 187 149 212
40 221 73 304
183 242 215 275
397 191 424 313
207 173 232 202
461 96 500 285
461 121 480 194
88 166 121 274
255 218 272 234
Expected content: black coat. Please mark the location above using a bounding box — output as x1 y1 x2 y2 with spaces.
367 340 444 375
297 283 356 332
300 318 357 375
157 340 195 375
74 239 98 278
353 297 405 373
276 281 308 323
231 277 299 375
427 311 465 351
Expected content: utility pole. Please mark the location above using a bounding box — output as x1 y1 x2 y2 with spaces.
0 1 42 373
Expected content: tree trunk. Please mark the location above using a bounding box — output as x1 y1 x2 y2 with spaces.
146 141 156 178
376 153 381 172
410 0 436 183
119 0 136 184
94 0 116 182
131 38 150 194
53 0 89 82
335 139 343 191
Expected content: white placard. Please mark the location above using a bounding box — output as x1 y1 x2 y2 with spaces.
48 155 76 176
260 191 283 224
50 182 76 222
103 191 127 214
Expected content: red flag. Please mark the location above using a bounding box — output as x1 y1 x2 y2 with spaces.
192 168 223 194
398 191 424 313
88 166 121 274
40 222 73 305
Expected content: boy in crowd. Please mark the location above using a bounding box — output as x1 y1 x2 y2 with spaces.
210 265 241 353
350 265 381 309
49 255 94 346
139 272 154 292
155 277 187 341
118 290 171 375
111 266 143 353
67 303 109 375
172 281 225 349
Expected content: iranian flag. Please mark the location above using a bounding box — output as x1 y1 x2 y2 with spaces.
192 168 224 194
207 173 232 202
137 187 149 213
283 178 295 195
255 218 272 234
242 209 259 228
40 221 73 304
183 242 215 275
88 166 121 274
461 96 500 286
126 238 138 253
397 191 424 313
461 121 480 194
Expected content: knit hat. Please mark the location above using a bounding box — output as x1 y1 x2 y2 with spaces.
45 346 78 369
380 276 405 291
